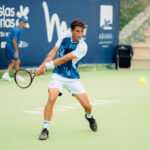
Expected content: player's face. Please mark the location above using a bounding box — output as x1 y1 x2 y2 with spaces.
71 26 84 42
19 22 27 29
23 22 27 28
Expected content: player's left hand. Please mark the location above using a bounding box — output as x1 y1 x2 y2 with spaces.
36 64 46 76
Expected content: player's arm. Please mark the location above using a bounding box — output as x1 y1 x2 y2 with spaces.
44 52 77 69
53 53 76 66
36 45 59 76
41 45 59 65
45 43 87 70
13 38 19 58
36 51 76 76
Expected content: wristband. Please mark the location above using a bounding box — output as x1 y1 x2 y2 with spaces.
45 61 54 69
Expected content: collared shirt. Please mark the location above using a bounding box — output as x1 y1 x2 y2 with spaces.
53 31 88 79
6 25 22 47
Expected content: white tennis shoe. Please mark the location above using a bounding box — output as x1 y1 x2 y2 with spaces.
2 72 12 82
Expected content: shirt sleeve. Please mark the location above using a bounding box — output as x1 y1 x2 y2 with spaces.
55 31 71 48
55 35 63 47
12 28 20 39
71 42 88 59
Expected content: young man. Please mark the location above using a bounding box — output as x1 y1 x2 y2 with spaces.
2 16 27 81
36 19 98 140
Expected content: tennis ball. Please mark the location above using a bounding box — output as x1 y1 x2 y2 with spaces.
139 77 146 84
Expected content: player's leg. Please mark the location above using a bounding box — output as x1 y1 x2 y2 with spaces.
14 59 20 71
39 74 64 140
39 88 60 140
74 93 98 132
7 60 16 73
44 75 64 125
74 93 92 113
2 45 19 81
66 79 98 131
44 88 60 121
2 60 15 81
13 59 25 81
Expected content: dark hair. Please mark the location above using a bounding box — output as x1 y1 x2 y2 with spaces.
71 19 87 30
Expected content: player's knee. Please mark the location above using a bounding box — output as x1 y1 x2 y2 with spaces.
16 59 20 64
48 96 57 105
11 60 15 65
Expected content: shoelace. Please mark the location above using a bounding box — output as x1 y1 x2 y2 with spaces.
88 118 95 124
42 129 48 135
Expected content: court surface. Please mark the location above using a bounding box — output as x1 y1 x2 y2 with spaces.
0 69 150 150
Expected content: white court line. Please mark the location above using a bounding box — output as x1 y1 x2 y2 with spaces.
24 110 41 115
23 99 120 116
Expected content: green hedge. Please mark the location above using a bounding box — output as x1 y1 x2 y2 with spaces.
120 0 150 30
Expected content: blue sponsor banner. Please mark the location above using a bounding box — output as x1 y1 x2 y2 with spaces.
0 0 120 69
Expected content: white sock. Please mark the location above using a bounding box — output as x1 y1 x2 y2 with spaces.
43 120 50 130
86 113 93 119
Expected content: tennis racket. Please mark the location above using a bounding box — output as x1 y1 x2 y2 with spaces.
14 69 36 88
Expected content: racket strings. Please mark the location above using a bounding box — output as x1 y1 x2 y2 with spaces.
15 70 32 88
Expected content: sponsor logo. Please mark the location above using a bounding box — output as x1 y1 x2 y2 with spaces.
0 5 15 28
42 1 68 43
98 5 113 47
19 41 29 48
0 5 30 28
0 5 29 48
0 40 29 49
1 41 6 48
100 5 113 30
42 1 86 43
16 5 30 28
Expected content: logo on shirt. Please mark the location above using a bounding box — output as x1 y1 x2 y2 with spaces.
100 5 113 30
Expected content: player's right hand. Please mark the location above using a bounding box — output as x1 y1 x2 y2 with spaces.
14 51 19 58
36 69 41 76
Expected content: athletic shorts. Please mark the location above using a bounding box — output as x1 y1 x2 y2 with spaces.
49 73 86 96
5 43 19 61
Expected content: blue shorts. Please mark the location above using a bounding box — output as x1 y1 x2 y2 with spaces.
5 43 19 61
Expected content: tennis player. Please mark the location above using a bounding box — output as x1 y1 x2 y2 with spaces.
36 19 98 140
2 16 27 81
